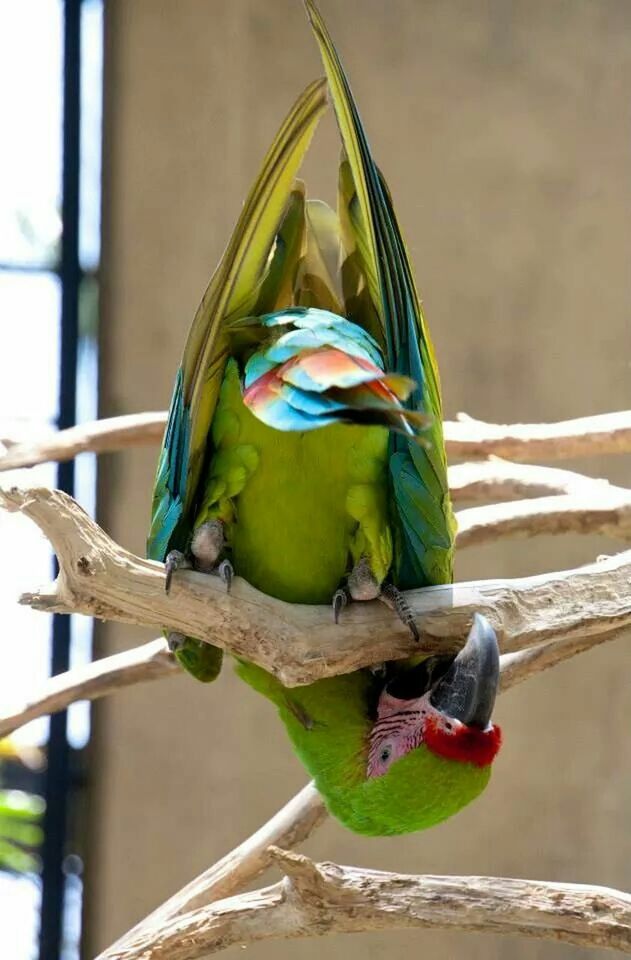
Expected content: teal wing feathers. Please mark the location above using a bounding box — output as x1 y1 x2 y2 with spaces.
305 0 455 588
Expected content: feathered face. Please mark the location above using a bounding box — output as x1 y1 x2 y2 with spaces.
367 614 502 779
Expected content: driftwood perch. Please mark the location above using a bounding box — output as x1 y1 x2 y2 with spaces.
2 485 630 686
101 848 631 960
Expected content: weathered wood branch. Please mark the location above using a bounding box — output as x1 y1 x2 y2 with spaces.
2 485 631 687
498 626 626 692
446 409 631 461
100 847 631 960
457 490 631 547
0 639 178 739
2 409 631 473
0 413 166 472
449 458 628 503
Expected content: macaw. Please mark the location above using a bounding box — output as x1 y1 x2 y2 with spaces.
148 0 502 835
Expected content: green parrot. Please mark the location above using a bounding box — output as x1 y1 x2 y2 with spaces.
148 0 502 835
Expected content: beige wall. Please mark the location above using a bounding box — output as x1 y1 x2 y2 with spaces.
88 2 631 958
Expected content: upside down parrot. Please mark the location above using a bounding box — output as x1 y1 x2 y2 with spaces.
147 0 502 835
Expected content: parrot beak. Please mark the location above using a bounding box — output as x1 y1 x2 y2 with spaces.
429 614 500 729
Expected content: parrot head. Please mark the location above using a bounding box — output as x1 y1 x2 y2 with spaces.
367 613 501 778
238 615 502 836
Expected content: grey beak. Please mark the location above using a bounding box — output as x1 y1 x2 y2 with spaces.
429 614 500 729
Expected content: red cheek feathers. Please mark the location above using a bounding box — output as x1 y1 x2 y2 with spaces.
423 717 503 768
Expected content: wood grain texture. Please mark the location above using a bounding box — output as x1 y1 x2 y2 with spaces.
2 485 630 687
99 848 631 960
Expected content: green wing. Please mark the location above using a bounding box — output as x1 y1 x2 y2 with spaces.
148 78 327 564
305 0 455 588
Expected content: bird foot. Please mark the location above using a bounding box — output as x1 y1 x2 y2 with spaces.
164 550 192 594
166 631 186 653
379 583 419 641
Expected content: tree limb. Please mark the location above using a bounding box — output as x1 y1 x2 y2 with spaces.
0 412 166 472
498 627 626 692
457 490 631 547
100 847 631 960
2 486 631 687
2 409 631 473
446 409 631 461
448 458 628 503
0 639 178 739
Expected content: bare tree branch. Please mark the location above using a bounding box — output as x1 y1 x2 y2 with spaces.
2 409 631 473
448 458 627 503
0 639 178 739
499 627 627 692
100 847 631 960
457 490 631 547
446 410 631 461
0 413 166 472
2 486 630 687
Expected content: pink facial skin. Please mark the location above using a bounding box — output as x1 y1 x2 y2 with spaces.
367 690 502 779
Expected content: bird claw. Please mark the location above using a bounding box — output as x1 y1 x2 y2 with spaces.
164 550 191 594
166 631 186 653
332 588 349 624
380 583 419 641
215 559 234 593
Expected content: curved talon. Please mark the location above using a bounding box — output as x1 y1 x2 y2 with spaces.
332 588 348 624
166 631 186 653
380 583 419 642
164 550 190 594
216 559 234 594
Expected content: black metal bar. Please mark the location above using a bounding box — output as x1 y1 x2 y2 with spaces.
38 0 82 956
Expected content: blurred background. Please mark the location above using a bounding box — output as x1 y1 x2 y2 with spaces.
1 1 630 958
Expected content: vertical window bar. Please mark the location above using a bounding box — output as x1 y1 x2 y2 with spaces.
38 0 82 956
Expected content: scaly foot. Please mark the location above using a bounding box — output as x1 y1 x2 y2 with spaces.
379 583 419 641
332 557 419 640
164 521 233 594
